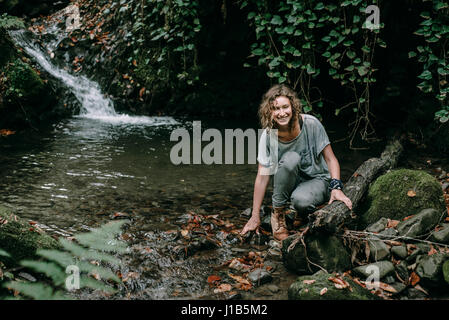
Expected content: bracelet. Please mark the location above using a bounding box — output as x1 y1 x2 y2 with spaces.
329 178 343 191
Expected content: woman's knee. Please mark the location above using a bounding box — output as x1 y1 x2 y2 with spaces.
291 194 315 214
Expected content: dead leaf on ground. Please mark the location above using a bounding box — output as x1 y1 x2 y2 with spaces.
319 287 328 296
409 272 420 286
407 190 416 197
302 279 316 285
214 283 232 293
207 275 221 286
386 219 400 229
403 215 415 221
428 244 438 256
378 282 397 293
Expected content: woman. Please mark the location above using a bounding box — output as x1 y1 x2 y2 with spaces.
241 84 352 241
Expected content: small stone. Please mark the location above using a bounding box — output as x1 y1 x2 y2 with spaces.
415 253 449 288
430 223 449 244
366 218 389 233
378 228 398 237
266 284 280 293
247 268 273 286
353 261 395 279
391 245 408 259
367 236 390 261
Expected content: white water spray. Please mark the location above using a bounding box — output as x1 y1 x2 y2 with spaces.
8 29 177 126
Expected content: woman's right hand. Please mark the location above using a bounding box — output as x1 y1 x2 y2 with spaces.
240 216 261 235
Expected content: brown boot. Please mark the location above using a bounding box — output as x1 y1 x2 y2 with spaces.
271 206 289 241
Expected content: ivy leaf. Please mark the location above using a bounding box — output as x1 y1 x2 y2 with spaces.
357 66 369 76
435 2 448 10
408 51 417 58
418 70 432 80
346 51 356 59
271 15 283 25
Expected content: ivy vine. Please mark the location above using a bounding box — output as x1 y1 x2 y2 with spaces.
409 0 449 124
241 0 385 148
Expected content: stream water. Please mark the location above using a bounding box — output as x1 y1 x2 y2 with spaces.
1 24 386 299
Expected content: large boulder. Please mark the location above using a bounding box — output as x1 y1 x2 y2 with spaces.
359 169 445 227
0 206 60 265
282 233 352 275
288 270 378 300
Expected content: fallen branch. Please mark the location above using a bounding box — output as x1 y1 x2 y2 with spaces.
308 137 404 234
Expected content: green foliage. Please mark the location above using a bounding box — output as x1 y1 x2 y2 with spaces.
2 220 128 300
0 13 25 31
120 0 201 87
2 58 44 102
408 1 449 123
242 0 384 147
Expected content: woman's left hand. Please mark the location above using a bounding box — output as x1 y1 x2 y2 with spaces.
328 189 352 210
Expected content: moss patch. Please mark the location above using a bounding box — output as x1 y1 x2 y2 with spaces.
288 270 379 300
359 169 445 228
0 206 60 266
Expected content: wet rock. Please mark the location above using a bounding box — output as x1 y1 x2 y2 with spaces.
288 270 378 300
174 237 219 259
366 218 388 233
378 228 398 238
282 234 351 275
360 169 446 227
397 208 443 238
353 261 395 279
242 231 270 246
415 253 449 288
430 223 449 244
247 268 273 286
367 236 390 261
391 245 408 259
266 284 280 293
0 206 60 265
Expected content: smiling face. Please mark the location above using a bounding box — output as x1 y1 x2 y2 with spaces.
272 96 293 129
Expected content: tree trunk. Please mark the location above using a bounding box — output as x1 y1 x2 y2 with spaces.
308 137 404 234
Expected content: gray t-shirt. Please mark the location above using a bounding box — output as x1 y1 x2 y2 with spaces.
257 114 331 180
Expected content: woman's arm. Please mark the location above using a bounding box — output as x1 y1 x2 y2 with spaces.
241 164 271 235
321 144 353 210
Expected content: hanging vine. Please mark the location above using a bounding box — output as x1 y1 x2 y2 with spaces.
241 0 385 148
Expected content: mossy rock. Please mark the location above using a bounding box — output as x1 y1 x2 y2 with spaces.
282 233 352 275
359 169 445 227
0 206 60 265
288 270 379 300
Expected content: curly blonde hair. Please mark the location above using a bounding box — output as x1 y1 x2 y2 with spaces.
258 84 302 130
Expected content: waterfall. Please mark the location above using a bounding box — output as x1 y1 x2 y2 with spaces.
8 29 178 126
